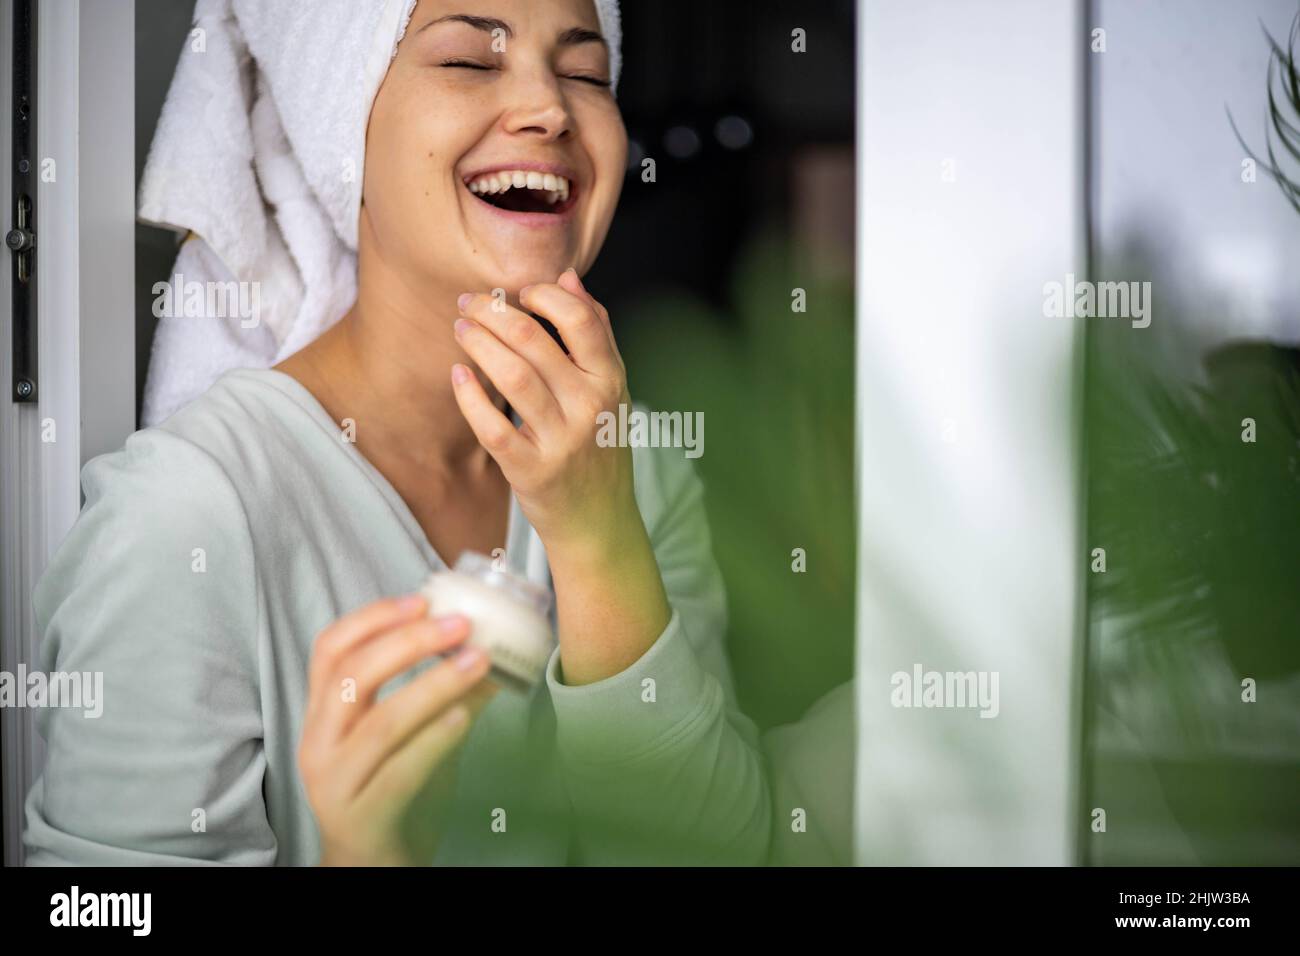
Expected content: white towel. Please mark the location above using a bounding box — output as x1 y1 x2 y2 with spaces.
138 0 623 427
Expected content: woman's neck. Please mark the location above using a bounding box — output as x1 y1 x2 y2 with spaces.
275 258 501 480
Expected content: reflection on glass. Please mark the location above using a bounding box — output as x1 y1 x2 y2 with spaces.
1083 0 1300 866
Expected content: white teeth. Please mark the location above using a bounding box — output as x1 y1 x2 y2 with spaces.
466 170 572 207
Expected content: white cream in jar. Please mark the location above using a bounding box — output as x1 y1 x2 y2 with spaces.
419 551 556 693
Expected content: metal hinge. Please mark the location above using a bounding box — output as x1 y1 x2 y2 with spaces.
7 0 36 403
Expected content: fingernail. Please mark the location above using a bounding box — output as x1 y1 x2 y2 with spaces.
454 318 471 337
442 705 468 727
451 363 470 385
397 594 426 613
457 293 472 311
519 284 534 297
434 613 469 635
455 646 485 670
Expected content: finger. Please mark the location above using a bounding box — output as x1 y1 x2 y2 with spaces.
557 268 613 336
556 269 619 364
459 292 575 389
311 615 472 745
450 362 534 466
453 313 565 438
334 644 493 796
307 595 427 702
353 702 472 825
517 282 620 377
559 270 625 376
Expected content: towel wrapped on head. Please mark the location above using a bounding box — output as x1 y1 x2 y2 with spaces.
137 0 623 426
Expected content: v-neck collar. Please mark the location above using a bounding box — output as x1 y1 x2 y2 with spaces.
228 367 546 586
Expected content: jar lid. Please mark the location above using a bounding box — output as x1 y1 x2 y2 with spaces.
451 550 553 617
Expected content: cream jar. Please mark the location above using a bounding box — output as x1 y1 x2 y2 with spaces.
419 551 556 693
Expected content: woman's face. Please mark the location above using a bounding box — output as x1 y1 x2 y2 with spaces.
362 0 627 298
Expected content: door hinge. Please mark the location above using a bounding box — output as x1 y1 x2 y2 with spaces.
8 0 36 403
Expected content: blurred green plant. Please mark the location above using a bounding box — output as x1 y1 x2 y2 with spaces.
1228 12 1300 213
1083 311 1300 865
1083 9 1300 866
1087 323 1300 681
616 235 855 730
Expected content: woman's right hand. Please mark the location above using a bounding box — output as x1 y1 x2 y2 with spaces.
298 594 497 866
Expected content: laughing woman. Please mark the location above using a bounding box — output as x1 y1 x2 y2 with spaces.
23 0 771 866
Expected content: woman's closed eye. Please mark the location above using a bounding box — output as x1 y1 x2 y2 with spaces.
441 58 496 71
562 73 610 88
439 58 610 88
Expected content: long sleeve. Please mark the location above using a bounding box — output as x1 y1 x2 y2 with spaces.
23 428 275 865
544 443 772 865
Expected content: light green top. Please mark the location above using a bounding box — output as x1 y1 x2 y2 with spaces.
23 368 771 865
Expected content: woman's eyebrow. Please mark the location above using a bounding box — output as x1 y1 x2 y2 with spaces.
419 14 514 39
557 26 607 50
415 15 606 50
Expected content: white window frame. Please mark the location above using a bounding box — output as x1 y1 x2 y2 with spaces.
853 0 1089 865
0 0 134 867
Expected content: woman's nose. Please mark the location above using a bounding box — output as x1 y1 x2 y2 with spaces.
501 77 573 141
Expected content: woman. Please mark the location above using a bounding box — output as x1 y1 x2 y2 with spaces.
24 0 770 865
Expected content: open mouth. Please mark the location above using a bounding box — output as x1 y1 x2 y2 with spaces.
465 169 576 215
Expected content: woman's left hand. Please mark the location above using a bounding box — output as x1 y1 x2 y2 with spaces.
450 268 671 684
450 268 637 560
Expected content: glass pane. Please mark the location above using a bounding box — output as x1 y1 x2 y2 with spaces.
1083 0 1300 865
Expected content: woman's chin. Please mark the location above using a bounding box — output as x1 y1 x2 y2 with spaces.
450 251 586 303
496 267 578 298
